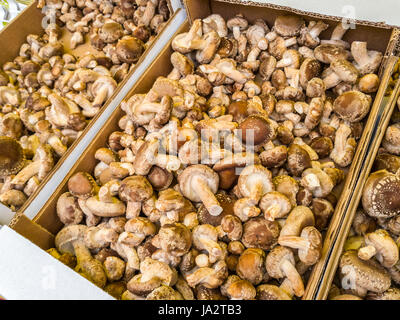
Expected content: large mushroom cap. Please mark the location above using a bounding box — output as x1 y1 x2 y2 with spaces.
299 58 321 88
314 44 349 64
178 164 219 203
0 136 25 176
116 36 145 64
362 170 400 219
68 172 97 199
55 225 88 255
241 217 280 250
274 15 304 37
330 59 359 84
333 91 371 123
238 115 275 146
339 250 391 294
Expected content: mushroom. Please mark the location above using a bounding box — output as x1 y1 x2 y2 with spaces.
185 260 228 289
339 251 391 295
266 246 304 297
259 191 292 221
116 36 145 64
241 217 280 250
323 59 359 89
351 41 383 75
278 226 322 266
178 165 222 216
333 91 371 123
227 15 248 40
0 137 25 177
357 229 399 268
298 21 328 48
274 15 304 37
256 284 292 300
314 44 349 64
237 165 274 203
225 279 256 300
119 176 153 218
362 170 400 219
236 248 265 285
321 23 350 48
279 206 315 237
55 225 107 288
203 14 228 38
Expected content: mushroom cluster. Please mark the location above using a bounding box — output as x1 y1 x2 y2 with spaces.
0 0 170 210
50 14 383 300
330 96 400 300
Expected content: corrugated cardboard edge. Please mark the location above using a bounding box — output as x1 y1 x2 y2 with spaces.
15 8 182 217
9 212 55 250
202 0 397 28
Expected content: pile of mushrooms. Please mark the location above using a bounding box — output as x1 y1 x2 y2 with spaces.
0 0 169 210
330 96 400 300
50 13 383 300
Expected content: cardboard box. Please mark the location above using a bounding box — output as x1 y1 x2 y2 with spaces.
0 1 182 221
9 0 400 300
316 62 400 300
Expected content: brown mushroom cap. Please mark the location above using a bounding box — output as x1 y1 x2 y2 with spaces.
331 294 363 300
228 100 248 123
333 91 371 123
241 217 280 250
287 144 312 177
119 176 153 203
56 192 84 225
362 170 400 219
339 250 391 293
116 37 145 64
158 223 192 257
314 44 349 64
226 279 256 300
359 74 380 93
147 166 173 191
236 248 265 285
100 21 124 43
198 192 236 226
367 288 400 300
274 15 304 37
299 58 321 88
0 136 25 176
374 153 400 174
127 274 162 296
238 115 275 146
68 172 97 199
170 52 194 77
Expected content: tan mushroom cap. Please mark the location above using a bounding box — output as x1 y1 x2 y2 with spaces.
146 285 183 300
226 279 256 300
256 284 292 300
86 195 126 217
241 217 280 250
127 274 162 296
157 223 192 257
362 170 400 219
116 36 145 64
333 90 371 122
68 172 98 199
55 224 88 255
359 74 380 93
119 175 154 203
0 136 25 176
339 250 391 294
56 192 84 226
170 52 194 77
274 15 305 37
373 153 400 174
287 144 312 177
236 248 265 285
314 43 349 64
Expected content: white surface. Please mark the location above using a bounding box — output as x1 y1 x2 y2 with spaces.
0 226 114 300
23 9 188 220
248 0 400 26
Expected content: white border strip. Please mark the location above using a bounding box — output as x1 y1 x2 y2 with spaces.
22 9 187 220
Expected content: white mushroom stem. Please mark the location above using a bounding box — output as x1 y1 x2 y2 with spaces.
264 204 282 221
303 173 321 192
11 161 41 186
154 154 181 171
309 21 328 38
358 245 377 261
194 177 223 216
278 236 310 250
249 180 265 203
47 135 67 157
331 23 349 41
284 37 298 48
280 259 304 297
98 180 121 203
199 238 223 263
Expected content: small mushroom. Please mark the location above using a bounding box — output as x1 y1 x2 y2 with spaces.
236 248 265 285
237 165 274 203
179 165 222 216
333 91 371 123
266 246 304 297
241 217 280 250
259 191 292 221
351 41 383 75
